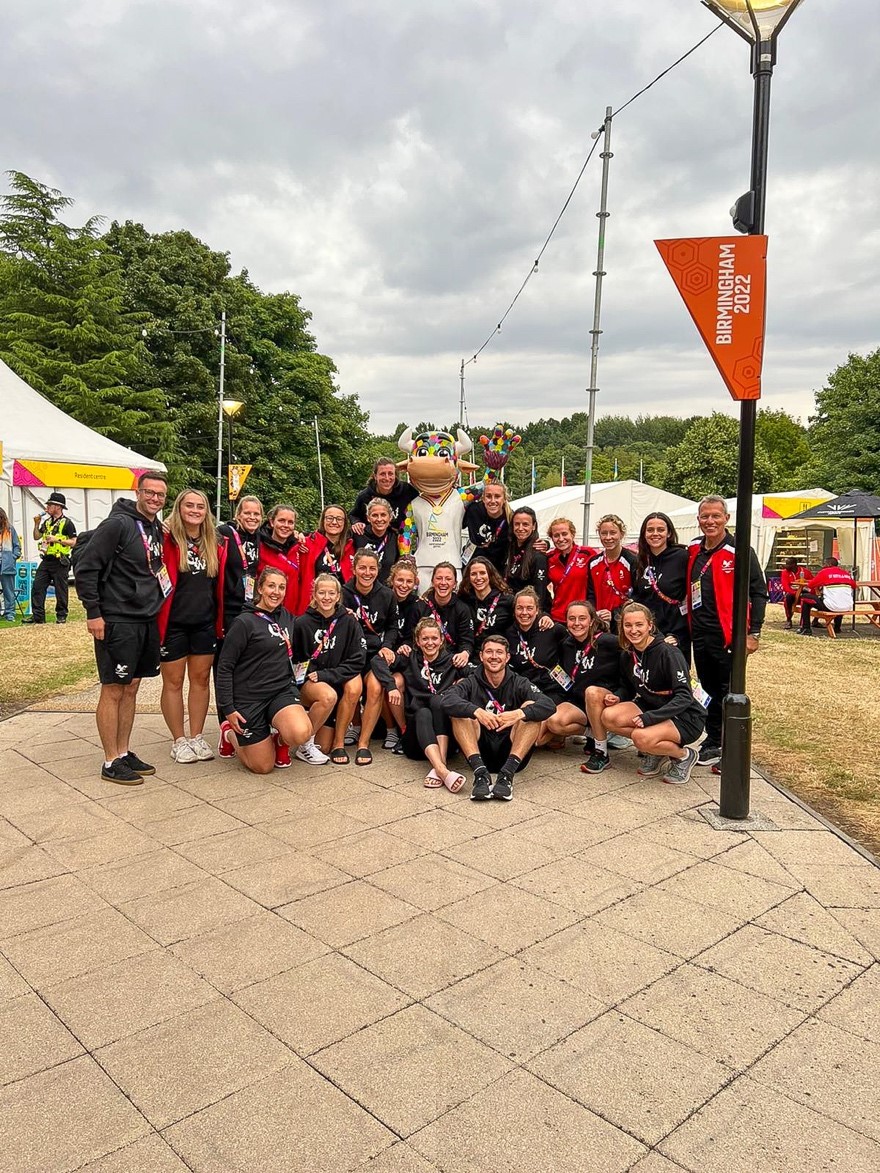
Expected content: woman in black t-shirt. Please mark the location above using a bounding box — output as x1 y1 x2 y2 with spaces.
158 489 227 765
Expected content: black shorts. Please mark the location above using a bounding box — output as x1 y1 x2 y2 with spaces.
236 686 302 746
160 621 217 662
637 703 706 747
94 620 161 686
478 728 534 774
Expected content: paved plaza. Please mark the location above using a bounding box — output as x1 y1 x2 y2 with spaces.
1 692 879 1172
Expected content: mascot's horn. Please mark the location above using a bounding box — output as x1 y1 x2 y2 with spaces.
397 428 414 454
454 429 473 458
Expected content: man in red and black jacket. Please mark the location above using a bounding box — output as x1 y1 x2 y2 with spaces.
687 495 767 766
797 557 856 636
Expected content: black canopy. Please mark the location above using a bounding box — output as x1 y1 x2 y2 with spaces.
790 491 880 521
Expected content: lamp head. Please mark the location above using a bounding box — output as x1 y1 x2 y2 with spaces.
702 0 805 43
222 399 244 418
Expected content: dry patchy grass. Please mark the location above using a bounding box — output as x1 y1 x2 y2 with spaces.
750 604 880 856
0 597 97 709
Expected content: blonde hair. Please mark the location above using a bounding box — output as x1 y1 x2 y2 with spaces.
168 489 219 577
617 601 656 649
597 513 626 536
311 573 342 605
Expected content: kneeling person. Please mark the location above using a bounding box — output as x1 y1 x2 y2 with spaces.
215 569 312 773
441 635 555 802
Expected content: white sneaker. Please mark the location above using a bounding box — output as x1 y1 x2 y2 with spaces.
189 734 215 762
343 723 359 746
383 728 400 750
295 739 330 766
171 737 198 764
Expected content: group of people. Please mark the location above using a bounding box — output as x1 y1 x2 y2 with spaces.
67 459 777 801
780 556 858 635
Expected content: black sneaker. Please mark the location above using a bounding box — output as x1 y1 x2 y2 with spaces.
101 758 144 786
391 738 405 755
582 736 596 755
121 751 156 776
470 768 493 801
493 770 514 801
23 617 44 625
697 743 721 766
56 618 67 624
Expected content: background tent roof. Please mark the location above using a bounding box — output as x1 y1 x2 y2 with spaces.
790 490 880 521
511 480 697 545
0 357 165 470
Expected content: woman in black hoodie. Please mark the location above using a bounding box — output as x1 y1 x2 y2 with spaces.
458 556 513 659
215 495 264 721
292 573 365 765
413 562 474 669
584 601 705 785
216 569 312 774
256 504 301 614
342 549 398 765
631 512 691 663
371 617 464 791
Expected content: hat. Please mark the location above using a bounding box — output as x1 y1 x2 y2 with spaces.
46 492 67 508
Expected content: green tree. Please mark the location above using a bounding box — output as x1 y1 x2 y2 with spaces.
755 408 812 490
0 172 171 460
807 350 880 493
661 413 775 499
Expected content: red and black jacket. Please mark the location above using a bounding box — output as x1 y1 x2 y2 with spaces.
158 532 228 642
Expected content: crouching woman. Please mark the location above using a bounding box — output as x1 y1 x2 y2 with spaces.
215 569 312 773
589 601 705 785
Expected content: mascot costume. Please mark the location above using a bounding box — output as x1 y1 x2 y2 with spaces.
397 424 521 590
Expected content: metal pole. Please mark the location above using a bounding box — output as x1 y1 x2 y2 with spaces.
314 416 325 511
459 359 466 429
582 106 613 546
720 38 773 820
214 310 227 521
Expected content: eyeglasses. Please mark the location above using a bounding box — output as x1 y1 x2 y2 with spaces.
140 490 167 500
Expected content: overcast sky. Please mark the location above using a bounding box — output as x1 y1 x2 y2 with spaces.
3 0 878 435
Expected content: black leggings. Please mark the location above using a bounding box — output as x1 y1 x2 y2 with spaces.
401 695 452 761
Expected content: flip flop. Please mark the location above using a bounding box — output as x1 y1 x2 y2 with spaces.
424 769 444 788
331 747 350 765
355 748 372 766
443 771 466 794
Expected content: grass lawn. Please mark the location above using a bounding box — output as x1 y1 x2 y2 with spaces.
1 597 878 856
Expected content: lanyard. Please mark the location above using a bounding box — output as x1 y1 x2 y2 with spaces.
559 546 585 582
516 628 552 677
696 543 724 580
310 617 339 661
255 610 293 660
475 594 500 636
420 653 438 694
644 564 681 607
630 649 673 696
136 521 161 575
425 598 453 644
570 638 596 681
368 532 390 557
483 684 506 713
353 591 377 634
602 554 631 601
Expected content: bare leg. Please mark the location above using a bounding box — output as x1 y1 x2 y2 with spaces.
234 737 276 775
509 721 541 760
160 659 187 741
299 682 337 737
274 704 313 752
631 721 686 761
585 686 615 742
116 680 141 755
357 673 384 751
185 654 214 737
96 684 125 760
451 717 480 758
333 676 363 749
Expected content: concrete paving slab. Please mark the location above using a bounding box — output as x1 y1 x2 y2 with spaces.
817 963 880 1044
618 963 806 1070
0 991 84 1085
383 807 489 851
434 881 582 953
163 1061 394 1171
660 1074 880 1172
796 864 880 908
172 824 292 873
0 842 68 889
425 955 606 1061
0 953 29 1003
79 848 205 905
655 858 795 921
42 948 219 1049
41 825 156 871
409 1067 646 1171
133 804 246 846
351 1143 440 1172
521 919 680 1004
117 876 260 945
95 998 293 1129
0 1054 151 1173
77 1134 191 1172
439 824 564 880
693 924 867 1013
307 825 428 877
233 951 411 1055
831 908 880 959
577 829 699 884
343 912 504 999
593 886 745 959
528 1010 732 1146
754 891 874 964
311 1002 512 1137
510 855 642 916
277 877 420 947
368 851 498 912
0 872 107 940
222 849 349 908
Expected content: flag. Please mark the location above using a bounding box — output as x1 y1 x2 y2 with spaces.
228 464 253 500
561 457 567 487
530 457 536 494
655 235 768 401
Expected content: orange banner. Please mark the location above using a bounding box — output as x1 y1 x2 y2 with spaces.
655 235 768 401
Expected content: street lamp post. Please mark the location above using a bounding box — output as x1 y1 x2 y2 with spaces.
222 399 244 502
701 0 805 819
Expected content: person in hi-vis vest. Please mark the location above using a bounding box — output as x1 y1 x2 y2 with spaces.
26 492 77 624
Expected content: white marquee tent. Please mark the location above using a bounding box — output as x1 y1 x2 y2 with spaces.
0 358 166 561
510 480 698 546
665 490 875 576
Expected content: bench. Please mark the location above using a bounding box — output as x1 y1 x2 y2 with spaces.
812 603 880 638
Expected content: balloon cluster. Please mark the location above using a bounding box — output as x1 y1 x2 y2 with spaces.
479 425 521 471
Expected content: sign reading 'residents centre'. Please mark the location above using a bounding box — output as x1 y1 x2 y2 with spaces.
655 235 768 402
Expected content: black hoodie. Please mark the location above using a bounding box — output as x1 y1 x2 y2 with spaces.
350 481 418 532
559 631 621 697
464 502 509 572
370 646 459 713
218 522 261 625
413 592 475 654
631 545 690 644
292 604 365 686
215 604 295 714
74 499 165 622
342 580 398 657
505 619 568 691
461 589 514 655
440 666 556 723
616 636 705 727
352 525 400 583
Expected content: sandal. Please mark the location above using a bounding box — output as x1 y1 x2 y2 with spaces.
424 769 444 788
355 748 372 766
331 748 350 765
443 771 466 794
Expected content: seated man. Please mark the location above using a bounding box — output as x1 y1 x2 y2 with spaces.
798 557 856 635
440 634 555 802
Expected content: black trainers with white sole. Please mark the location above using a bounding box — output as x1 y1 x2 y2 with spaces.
470 769 493 801
492 770 514 801
697 743 721 767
